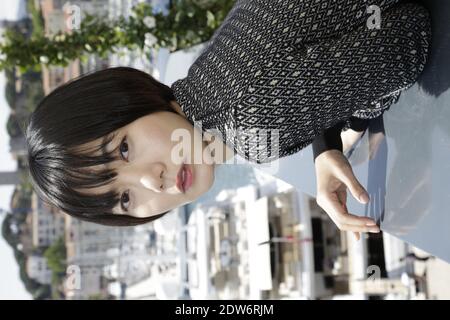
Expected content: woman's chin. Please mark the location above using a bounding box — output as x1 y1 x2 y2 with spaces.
192 165 215 197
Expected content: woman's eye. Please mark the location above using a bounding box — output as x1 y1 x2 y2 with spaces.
119 136 129 160
120 190 130 212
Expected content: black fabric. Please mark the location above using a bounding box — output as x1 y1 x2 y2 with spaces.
312 116 376 162
312 121 345 162
347 117 371 132
312 116 372 162
171 0 432 164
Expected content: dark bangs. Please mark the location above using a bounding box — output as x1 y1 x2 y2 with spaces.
25 67 178 226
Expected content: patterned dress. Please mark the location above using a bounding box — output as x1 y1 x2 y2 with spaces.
170 0 432 164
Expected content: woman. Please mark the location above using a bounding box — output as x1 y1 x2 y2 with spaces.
25 0 431 241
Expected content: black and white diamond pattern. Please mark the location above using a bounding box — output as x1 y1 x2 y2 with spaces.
171 0 431 164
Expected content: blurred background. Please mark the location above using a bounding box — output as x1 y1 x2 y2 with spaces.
1 0 449 300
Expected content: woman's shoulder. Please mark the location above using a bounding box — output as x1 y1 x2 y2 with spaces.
170 0 304 117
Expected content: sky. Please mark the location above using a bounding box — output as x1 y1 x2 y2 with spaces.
0 0 32 300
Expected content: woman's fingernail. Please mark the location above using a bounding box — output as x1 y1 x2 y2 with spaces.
369 228 380 233
366 222 377 226
359 193 370 203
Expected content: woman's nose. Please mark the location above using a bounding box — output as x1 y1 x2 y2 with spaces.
140 174 163 192
123 162 165 192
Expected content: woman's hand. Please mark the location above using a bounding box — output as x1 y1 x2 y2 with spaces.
314 149 380 241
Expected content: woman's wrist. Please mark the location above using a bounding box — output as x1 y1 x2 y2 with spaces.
314 149 343 165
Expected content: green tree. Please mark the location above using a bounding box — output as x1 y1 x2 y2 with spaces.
1 213 52 299
44 236 68 300
44 236 67 276
6 114 23 138
26 0 45 39
18 72 44 114
1 213 16 248
0 1 235 74
4 68 16 108
33 285 52 300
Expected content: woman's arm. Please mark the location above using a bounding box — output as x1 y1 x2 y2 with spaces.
286 0 402 44
314 149 380 241
312 116 378 241
312 117 371 161
312 121 346 162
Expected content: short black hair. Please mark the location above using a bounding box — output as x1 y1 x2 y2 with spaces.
26 66 178 226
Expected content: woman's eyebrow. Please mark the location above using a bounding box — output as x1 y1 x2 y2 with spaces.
100 132 117 158
98 132 133 216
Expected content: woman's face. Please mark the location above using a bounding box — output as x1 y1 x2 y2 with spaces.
79 104 218 218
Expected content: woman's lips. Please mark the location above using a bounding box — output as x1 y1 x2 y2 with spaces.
176 165 184 193
182 164 193 192
176 163 193 193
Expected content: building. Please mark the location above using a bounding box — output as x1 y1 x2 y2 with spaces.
0 171 20 186
19 213 35 255
64 214 126 299
26 254 52 285
39 0 80 94
174 168 434 300
38 0 110 95
180 177 311 300
9 136 27 158
31 193 65 248
64 210 163 299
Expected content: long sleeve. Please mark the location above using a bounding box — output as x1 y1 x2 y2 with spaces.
292 0 403 44
172 0 430 165
312 121 345 162
312 116 371 162
234 1 430 164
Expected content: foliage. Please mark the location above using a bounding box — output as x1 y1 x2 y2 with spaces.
6 114 22 138
0 1 236 74
1 213 16 247
43 236 67 299
4 67 16 108
44 236 67 276
26 0 45 38
1 214 51 299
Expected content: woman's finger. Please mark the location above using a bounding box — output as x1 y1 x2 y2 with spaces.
344 203 361 241
339 224 380 233
335 163 370 204
340 210 378 228
318 192 377 226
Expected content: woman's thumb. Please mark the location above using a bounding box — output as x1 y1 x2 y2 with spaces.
357 190 370 204
351 182 370 204
339 166 370 204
